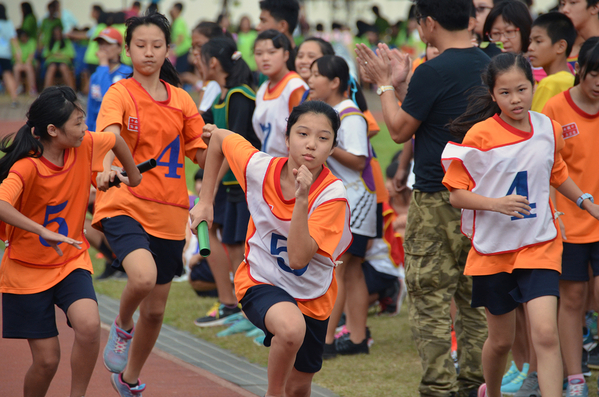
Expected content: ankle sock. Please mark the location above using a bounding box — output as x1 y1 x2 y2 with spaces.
568 374 585 383
121 374 139 388
224 303 238 309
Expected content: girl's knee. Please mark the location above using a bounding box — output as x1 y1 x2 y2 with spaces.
128 275 156 295
140 305 165 325
487 336 513 355
74 316 101 344
273 321 306 351
532 324 559 350
33 350 60 374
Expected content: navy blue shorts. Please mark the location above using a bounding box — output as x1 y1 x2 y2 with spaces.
346 233 370 258
190 259 215 283
376 202 383 239
240 284 329 373
0 58 12 73
213 183 227 226
362 261 398 295
2 269 96 339
471 269 560 315
101 216 185 285
560 242 599 281
221 200 250 245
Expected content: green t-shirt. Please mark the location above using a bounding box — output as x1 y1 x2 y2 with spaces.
113 24 131 66
22 14 37 39
39 18 63 48
236 31 258 71
43 39 75 66
83 23 106 65
171 17 191 57
13 38 37 65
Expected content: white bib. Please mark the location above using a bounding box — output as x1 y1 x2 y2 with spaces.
245 152 352 300
441 112 558 255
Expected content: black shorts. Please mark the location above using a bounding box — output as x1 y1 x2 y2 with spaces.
190 259 215 283
346 233 370 258
2 269 97 339
240 284 329 373
213 183 227 226
0 58 12 73
375 202 383 238
362 261 398 295
560 242 599 281
221 200 250 245
101 215 185 285
471 269 560 315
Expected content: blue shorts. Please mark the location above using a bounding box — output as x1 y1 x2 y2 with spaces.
240 284 329 373
0 58 12 73
471 269 560 315
213 183 227 226
189 259 218 297
101 215 185 285
2 269 96 339
221 199 250 245
362 261 398 295
346 233 369 258
560 242 599 281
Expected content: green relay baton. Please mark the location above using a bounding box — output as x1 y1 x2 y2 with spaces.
194 197 211 257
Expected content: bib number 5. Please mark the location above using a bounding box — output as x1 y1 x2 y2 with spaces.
39 201 69 247
270 233 308 276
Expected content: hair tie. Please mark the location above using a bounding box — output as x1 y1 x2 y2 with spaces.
26 120 33 128
231 51 242 61
348 75 359 105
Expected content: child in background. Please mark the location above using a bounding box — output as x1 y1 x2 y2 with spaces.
0 86 140 397
93 13 207 396
542 37 599 397
252 29 307 157
12 29 37 97
191 100 352 397
529 12 577 112
0 3 19 107
43 24 75 89
86 27 132 132
442 52 599 397
308 55 376 357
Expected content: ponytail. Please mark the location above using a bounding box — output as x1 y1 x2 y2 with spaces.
348 74 368 113
201 36 254 89
0 86 81 182
449 53 533 139
314 55 368 112
125 12 181 87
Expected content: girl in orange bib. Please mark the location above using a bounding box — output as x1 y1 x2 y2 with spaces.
93 13 207 396
0 86 141 397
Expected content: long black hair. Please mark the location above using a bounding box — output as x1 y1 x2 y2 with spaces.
312 55 368 112
21 2 34 18
286 100 339 147
48 25 66 50
125 12 181 87
201 37 253 89
449 52 533 138
0 87 83 182
575 37 599 86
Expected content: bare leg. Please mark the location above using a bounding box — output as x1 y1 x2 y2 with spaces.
121 282 172 384
325 253 348 344
263 301 306 397
44 64 57 89
58 64 75 90
2 70 18 102
67 298 101 397
25 64 37 94
285 368 315 397
511 305 529 371
225 243 245 273
344 254 368 343
559 280 585 375
25 337 60 397
118 249 157 331
481 309 516 397
526 296 562 397
207 225 237 305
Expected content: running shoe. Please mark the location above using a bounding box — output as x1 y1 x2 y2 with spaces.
502 361 520 386
514 371 540 397
477 383 487 397
501 364 528 395
335 334 369 355
194 303 241 327
216 318 256 337
110 373 145 397
103 318 134 373
566 378 588 397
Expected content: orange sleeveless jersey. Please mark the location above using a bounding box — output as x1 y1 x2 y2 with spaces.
543 90 599 243
93 78 206 240
0 131 116 294
442 114 568 276
224 134 349 320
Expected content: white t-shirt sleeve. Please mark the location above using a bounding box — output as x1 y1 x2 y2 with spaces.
199 81 222 112
338 114 369 157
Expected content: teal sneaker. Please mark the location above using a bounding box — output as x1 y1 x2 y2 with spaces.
216 318 256 337
501 364 529 395
103 317 134 373
502 361 520 386
110 373 145 397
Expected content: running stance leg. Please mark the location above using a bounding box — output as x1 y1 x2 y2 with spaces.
285 368 315 397
117 249 157 331
25 337 60 397
481 309 516 397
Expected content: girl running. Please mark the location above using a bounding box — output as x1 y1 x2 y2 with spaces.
542 37 599 397
442 52 599 397
93 13 207 396
308 55 377 356
193 36 260 326
252 29 308 157
191 100 352 397
0 86 141 397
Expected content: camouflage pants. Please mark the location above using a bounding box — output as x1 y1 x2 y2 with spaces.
404 190 487 397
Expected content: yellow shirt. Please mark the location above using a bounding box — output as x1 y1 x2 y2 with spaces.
531 70 575 113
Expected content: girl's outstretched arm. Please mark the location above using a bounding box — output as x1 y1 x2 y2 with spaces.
287 165 319 270
449 188 531 219
556 177 599 220
189 124 231 231
0 200 82 255
111 134 142 187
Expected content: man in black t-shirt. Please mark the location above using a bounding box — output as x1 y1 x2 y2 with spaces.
357 0 488 396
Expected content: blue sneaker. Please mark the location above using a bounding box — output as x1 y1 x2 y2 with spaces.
501 363 529 395
104 318 134 373
110 373 146 396
216 318 256 337
565 378 588 397
502 361 520 386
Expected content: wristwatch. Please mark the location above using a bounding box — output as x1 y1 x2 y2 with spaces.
577 193 594 209
376 85 395 96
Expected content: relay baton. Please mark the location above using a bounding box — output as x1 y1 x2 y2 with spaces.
194 197 211 257
108 159 157 188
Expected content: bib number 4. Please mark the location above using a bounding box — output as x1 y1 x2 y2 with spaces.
270 233 308 276
506 171 537 221
156 137 183 179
